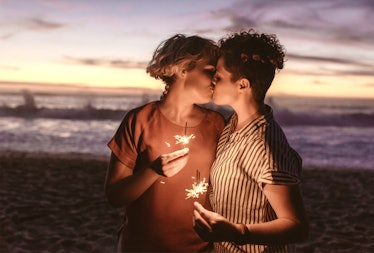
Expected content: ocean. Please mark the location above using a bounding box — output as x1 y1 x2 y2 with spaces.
0 90 373 170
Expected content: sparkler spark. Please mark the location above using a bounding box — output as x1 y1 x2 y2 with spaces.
174 134 195 145
185 177 208 199
174 121 195 145
174 122 195 145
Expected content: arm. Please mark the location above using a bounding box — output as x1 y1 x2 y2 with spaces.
105 147 190 207
193 184 308 245
245 184 309 244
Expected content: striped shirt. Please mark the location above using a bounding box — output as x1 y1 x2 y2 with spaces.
210 105 302 253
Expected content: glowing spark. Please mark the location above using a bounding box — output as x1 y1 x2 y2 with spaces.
174 134 195 145
185 177 208 199
174 121 195 145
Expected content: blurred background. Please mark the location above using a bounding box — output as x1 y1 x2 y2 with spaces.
0 0 373 168
1 1 373 252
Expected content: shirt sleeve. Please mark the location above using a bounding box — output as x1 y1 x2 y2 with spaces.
258 123 302 186
107 110 139 169
211 110 226 138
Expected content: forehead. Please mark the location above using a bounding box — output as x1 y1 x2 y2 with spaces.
216 57 230 74
197 56 216 68
216 57 225 68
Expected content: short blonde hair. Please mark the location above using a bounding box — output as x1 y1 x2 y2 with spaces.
146 34 218 85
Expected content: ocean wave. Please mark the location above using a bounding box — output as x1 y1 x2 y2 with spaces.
0 104 373 127
273 108 374 127
0 105 128 120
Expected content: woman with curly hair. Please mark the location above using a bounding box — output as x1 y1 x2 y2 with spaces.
193 29 309 253
105 34 225 252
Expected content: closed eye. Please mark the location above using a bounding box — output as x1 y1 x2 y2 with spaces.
204 67 216 77
213 74 221 83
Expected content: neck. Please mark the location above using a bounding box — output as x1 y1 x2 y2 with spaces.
158 91 198 126
234 103 265 131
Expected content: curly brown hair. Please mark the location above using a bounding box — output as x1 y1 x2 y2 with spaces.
146 34 219 85
219 29 286 103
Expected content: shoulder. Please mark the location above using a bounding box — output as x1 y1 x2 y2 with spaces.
125 101 158 119
263 119 288 143
119 101 159 130
256 105 288 143
197 105 225 130
196 105 224 120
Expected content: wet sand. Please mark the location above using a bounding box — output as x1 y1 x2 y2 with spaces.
0 152 373 253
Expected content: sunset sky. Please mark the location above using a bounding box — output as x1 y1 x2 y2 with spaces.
0 0 373 98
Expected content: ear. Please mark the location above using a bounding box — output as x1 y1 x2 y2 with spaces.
238 78 250 90
177 68 187 79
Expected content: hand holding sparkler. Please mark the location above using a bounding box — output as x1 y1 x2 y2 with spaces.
193 202 247 244
150 147 190 177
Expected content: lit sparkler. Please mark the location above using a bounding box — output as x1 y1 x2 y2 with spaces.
185 170 208 199
174 134 195 145
174 122 195 145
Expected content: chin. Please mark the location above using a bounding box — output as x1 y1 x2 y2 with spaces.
212 96 223 105
198 94 213 104
199 98 213 104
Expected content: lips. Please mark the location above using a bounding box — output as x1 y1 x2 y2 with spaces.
209 84 215 92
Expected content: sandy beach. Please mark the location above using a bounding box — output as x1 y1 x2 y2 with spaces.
0 152 373 253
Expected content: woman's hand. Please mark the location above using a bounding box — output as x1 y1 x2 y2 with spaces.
193 202 244 243
151 147 190 177
105 148 190 207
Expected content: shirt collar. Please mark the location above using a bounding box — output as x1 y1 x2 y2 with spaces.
228 104 274 140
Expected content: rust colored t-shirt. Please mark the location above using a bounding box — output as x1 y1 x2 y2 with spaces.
108 101 225 252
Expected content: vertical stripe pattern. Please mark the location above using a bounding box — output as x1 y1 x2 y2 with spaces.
210 105 302 253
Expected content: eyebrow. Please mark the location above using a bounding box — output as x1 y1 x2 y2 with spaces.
204 65 216 70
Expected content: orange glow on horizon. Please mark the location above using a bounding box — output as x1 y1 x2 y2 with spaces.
0 64 373 99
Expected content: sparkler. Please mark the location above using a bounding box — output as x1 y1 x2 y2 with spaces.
174 122 195 145
185 170 208 199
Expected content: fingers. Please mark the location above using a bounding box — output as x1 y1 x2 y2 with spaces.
162 147 189 162
194 201 205 213
160 148 189 177
193 209 212 232
193 207 213 242
151 148 190 177
194 202 212 222
193 202 212 231
163 154 189 177
193 213 212 241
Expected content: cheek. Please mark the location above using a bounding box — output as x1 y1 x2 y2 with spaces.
214 83 235 102
187 73 211 88
217 82 232 94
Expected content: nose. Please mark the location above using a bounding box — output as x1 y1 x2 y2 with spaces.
211 75 217 86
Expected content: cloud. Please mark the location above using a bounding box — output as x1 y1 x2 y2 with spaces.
0 17 66 40
210 0 374 79
0 32 17 40
25 17 65 30
64 56 147 69
287 53 373 68
286 52 374 77
361 82 374 87
0 65 20 71
289 68 374 78
214 0 374 44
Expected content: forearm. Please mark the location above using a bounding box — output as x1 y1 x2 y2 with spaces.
106 167 160 207
239 217 309 245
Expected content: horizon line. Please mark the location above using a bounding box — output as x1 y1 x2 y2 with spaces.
0 80 373 100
